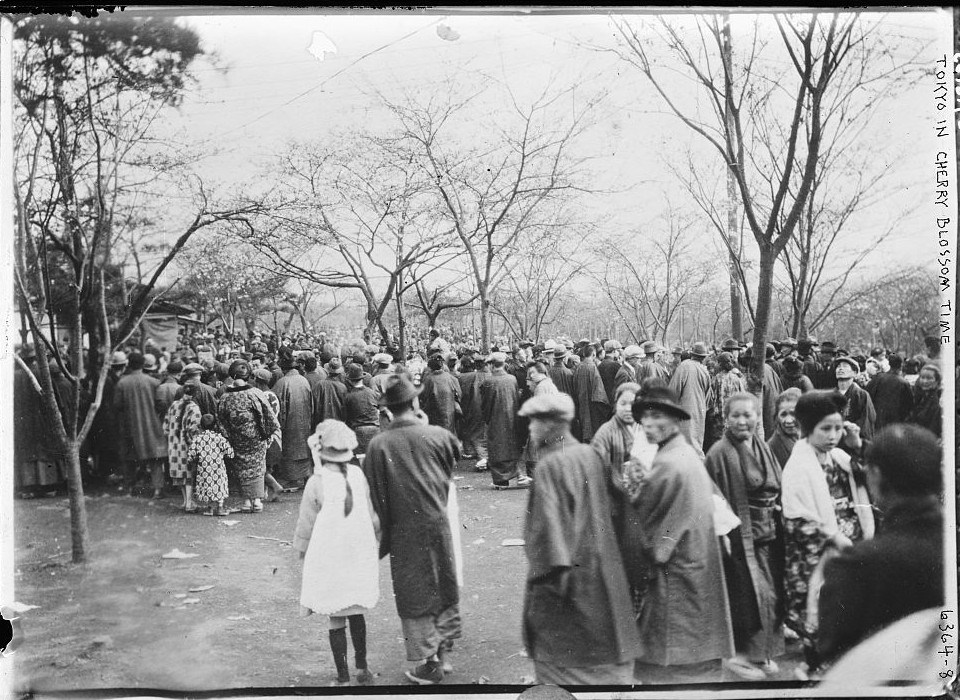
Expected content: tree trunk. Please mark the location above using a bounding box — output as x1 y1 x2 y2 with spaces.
480 294 491 352
395 287 407 359
64 442 90 563
749 250 775 397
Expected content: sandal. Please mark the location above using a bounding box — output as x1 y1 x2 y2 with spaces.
202 508 215 517
252 502 264 513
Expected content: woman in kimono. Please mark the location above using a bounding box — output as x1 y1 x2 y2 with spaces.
780 390 875 675
767 388 802 468
163 383 203 512
907 364 942 438
705 392 785 680
217 360 280 514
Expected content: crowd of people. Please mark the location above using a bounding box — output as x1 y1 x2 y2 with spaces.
12 324 948 687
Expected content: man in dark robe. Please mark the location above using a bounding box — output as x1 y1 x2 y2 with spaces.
632 386 735 683
519 392 641 685
598 340 623 405
342 362 381 453
363 375 462 685
154 360 182 419
762 347 784 439
456 356 486 462
865 354 914 429
88 350 129 483
299 351 327 394
114 351 168 498
638 341 670 383
668 341 711 453
815 341 839 390
572 344 611 442
548 346 576 397
481 352 530 489
613 345 642 395
272 347 313 488
419 354 462 435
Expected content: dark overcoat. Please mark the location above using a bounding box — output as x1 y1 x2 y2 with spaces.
522 440 641 667
481 369 520 463
634 432 734 665
114 370 168 461
363 414 460 619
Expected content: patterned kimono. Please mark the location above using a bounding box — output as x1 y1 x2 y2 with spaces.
217 383 280 500
163 397 202 485
190 430 234 503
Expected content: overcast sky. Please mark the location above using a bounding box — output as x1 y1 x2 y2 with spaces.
146 8 950 283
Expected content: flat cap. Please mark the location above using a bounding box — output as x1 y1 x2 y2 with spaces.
372 352 393 365
182 362 204 376
518 392 575 422
623 344 644 359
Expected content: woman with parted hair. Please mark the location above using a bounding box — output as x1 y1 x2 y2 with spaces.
705 392 785 680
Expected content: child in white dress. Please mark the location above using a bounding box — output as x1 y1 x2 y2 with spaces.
294 420 380 686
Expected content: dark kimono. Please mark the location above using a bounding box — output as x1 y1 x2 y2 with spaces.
457 370 485 454
312 377 346 426
272 369 313 483
705 432 785 660
598 357 622 405
548 360 575 397
634 432 735 666
481 369 521 482
573 358 610 442
767 428 797 469
420 369 462 434
523 439 641 668
839 382 876 441
363 415 460 619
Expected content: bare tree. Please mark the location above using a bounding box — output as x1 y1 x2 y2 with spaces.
490 229 588 342
381 79 601 351
238 136 458 354
11 14 263 562
612 12 920 380
407 278 479 330
593 210 716 344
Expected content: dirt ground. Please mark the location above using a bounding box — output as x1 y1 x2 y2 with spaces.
10 456 801 693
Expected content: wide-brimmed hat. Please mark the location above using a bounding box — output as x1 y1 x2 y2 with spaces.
347 363 365 381
487 351 507 364
518 393 575 422
690 341 710 358
552 345 567 358
312 419 358 463
641 340 658 355
543 339 556 352
632 386 690 421
327 356 344 375
720 338 739 352
143 354 158 371
109 350 128 366
820 341 838 355
379 374 422 407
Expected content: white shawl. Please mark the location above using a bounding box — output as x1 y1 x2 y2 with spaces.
781 438 875 540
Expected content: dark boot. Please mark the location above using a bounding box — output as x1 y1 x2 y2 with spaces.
328 627 350 684
349 615 373 685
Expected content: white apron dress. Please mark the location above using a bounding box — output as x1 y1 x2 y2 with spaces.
299 465 380 617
